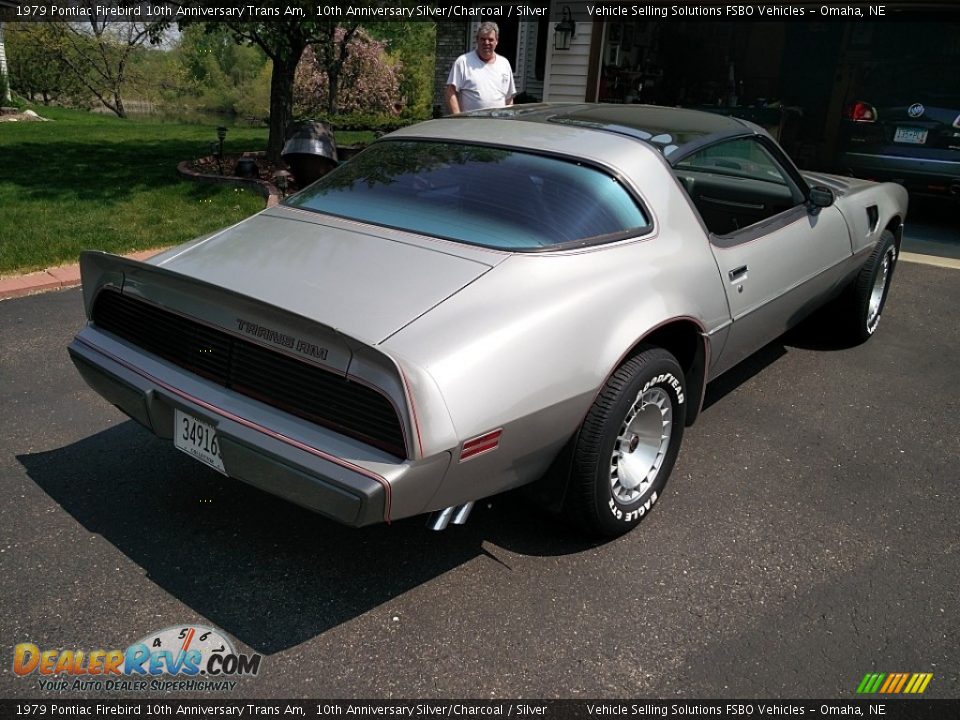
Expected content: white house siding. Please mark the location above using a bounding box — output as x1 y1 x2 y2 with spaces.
542 21 592 103
515 19 530 94
0 23 10 102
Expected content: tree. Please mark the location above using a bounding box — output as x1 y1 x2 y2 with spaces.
180 4 428 159
173 25 269 115
50 0 166 118
193 19 361 160
4 23 86 105
50 13 165 118
366 22 436 118
294 28 403 117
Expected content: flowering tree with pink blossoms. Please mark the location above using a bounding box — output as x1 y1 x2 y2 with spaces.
294 27 404 118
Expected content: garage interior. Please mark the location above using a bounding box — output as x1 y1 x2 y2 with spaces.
588 17 960 172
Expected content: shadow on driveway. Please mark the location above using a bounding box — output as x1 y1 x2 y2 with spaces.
17 422 598 655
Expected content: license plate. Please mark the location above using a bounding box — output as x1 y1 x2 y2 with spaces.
894 127 928 144
174 409 226 475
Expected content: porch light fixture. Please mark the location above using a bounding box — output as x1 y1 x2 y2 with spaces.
554 6 576 51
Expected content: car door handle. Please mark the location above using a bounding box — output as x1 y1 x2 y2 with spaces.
729 265 748 281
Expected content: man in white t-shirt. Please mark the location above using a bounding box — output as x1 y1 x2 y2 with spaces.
445 22 517 114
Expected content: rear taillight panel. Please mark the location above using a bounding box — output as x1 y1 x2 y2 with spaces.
845 101 878 123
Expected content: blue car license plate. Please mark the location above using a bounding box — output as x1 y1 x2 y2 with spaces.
893 127 928 144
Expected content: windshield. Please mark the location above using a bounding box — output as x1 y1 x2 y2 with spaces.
286 141 650 250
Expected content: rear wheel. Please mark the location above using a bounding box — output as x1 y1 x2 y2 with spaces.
564 348 687 538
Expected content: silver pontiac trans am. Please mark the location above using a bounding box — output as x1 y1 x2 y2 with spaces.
69 104 907 537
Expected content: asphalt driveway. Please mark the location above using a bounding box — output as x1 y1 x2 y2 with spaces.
1 251 957 700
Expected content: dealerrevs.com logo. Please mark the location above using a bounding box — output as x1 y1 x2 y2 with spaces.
13 625 262 692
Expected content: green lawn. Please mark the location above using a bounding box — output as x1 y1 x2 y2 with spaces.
0 107 373 275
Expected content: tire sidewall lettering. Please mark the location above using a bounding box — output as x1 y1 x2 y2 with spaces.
611 490 659 523
641 372 684 405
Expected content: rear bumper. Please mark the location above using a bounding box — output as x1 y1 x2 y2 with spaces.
840 150 960 195
68 329 450 526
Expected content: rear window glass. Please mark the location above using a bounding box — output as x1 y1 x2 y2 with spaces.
286 141 649 250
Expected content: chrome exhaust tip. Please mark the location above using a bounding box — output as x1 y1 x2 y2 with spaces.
451 501 475 525
426 501 475 531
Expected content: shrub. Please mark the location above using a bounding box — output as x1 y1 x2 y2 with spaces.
292 112 420 134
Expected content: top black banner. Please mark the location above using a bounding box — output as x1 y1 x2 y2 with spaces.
3 0 960 23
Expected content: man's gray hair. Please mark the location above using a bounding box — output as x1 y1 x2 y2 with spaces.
476 21 499 38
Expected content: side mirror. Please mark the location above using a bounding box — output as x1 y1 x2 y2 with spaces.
807 185 834 214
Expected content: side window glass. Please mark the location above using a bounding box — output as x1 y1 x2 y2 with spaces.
673 138 802 236
676 138 790 186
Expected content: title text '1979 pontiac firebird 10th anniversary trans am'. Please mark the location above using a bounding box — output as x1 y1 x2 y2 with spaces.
68 104 907 537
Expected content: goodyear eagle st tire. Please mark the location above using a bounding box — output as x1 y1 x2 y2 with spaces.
565 348 687 538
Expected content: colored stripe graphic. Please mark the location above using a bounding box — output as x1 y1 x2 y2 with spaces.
892 674 909 693
909 673 933 694
879 674 896 693
856 673 885 694
857 672 932 694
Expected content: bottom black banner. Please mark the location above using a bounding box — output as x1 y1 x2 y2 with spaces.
2 700 958 719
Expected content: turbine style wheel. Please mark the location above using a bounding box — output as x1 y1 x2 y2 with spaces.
610 386 673 505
